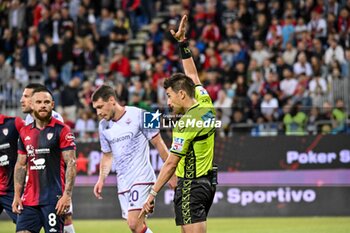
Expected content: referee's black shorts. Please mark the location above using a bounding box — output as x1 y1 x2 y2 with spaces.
174 176 216 226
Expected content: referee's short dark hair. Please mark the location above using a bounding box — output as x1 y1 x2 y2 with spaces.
25 83 45 90
164 73 195 98
92 85 118 102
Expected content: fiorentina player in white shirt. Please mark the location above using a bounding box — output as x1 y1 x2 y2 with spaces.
92 85 175 233
20 83 75 233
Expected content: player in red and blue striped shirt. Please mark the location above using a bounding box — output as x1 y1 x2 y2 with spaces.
0 114 24 223
12 87 76 233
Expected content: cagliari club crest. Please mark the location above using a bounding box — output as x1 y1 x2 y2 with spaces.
2 128 8 136
47 133 53 140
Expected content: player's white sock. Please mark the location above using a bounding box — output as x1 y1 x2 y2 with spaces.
64 224 75 233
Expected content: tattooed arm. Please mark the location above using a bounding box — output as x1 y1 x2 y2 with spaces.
56 149 76 215
63 149 77 197
12 153 27 214
93 152 113 199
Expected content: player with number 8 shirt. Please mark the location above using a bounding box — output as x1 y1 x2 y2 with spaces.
12 86 77 233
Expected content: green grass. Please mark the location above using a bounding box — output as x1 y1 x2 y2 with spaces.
0 217 349 233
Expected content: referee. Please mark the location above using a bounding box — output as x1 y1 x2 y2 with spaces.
140 15 217 233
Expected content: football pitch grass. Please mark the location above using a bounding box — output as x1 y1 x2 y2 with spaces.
1 217 349 233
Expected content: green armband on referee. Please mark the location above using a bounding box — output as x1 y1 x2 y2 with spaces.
179 40 192 59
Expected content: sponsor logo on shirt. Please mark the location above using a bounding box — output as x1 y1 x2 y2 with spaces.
2 128 8 136
65 133 75 141
30 157 46 170
198 86 208 95
26 145 35 157
0 143 10 150
25 136 31 141
171 137 184 152
0 155 9 166
35 148 50 154
110 132 133 144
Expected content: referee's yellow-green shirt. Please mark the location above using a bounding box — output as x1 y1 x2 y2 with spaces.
170 85 216 179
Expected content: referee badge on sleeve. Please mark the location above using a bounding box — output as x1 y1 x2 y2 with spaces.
171 137 184 152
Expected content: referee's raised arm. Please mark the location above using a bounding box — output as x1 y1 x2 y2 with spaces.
171 15 201 85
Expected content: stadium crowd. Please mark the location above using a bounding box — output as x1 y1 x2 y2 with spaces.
0 0 350 138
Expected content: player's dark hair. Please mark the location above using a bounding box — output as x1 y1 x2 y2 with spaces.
31 86 54 99
164 73 195 98
91 85 118 102
25 83 45 90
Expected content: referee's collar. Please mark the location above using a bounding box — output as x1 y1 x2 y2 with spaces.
185 102 199 114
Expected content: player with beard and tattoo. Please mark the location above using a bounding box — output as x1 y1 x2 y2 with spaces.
13 87 77 233
20 83 76 233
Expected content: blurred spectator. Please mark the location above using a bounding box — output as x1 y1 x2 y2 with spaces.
60 77 81 121
205 72 222 102
307 106 323 134
331 99 347 133
251 41 270 67
60 30 74 85
109 19 129 55
95 8 114 54
83 38 99 71
44 35 59 70
281 15 295 49
21 37 43 76
311 38 325 58
282 42 298 66
295 17 308 41
128 92 151 111
115 82 129 106
319 101 333 134
325 38 346 66
308 10 327 44
280 68 298 101
292 73 312 107
45 66 63 105
328 65 345 104
222 0 238 26
38 7 52 41
214 90 233 126
309 75 328 108
142 81 157 109
75 6 92 40
293 52 313 77
232 75 248 109
230 109 250 135
261 92 279 122
0 28 15 59
75 110 97 141
109 48 131 80
14 61 29 86
0 53 12 87
338 8 350 45
79 80 94 110
259 72 280 98
245 91 262 123
8 0 26 31
51 10 63 44
61 111 75 129
201 19 221 44
283 102 308 135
